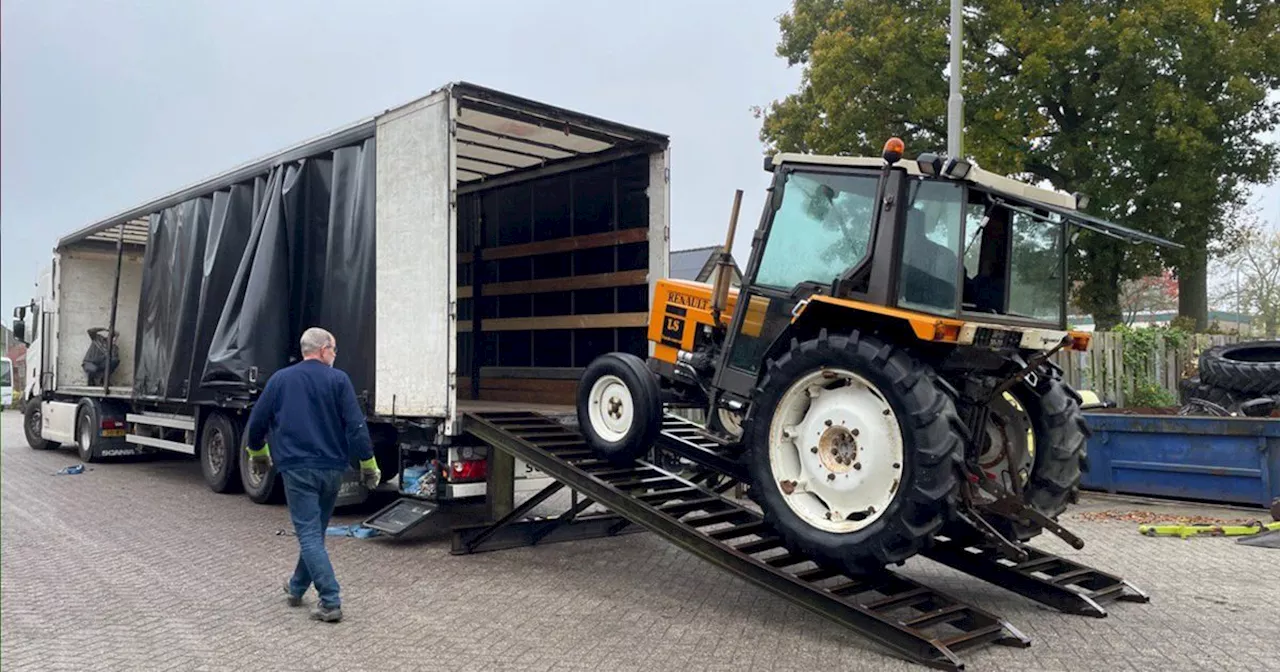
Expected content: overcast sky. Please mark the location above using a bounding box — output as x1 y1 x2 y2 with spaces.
2 0 1277 324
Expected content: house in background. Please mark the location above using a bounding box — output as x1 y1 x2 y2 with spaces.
1067 310 1257 335
670 245 742 284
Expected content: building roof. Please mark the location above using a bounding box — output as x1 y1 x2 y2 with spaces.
670 246 741 283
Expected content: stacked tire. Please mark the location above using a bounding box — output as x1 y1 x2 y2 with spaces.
1180 341 1280 414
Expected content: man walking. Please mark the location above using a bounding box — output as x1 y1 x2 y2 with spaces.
245 327 380 623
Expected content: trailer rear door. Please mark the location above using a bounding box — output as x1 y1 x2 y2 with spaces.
375 91 458 427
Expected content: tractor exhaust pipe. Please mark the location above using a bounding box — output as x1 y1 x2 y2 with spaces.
710 189 744 325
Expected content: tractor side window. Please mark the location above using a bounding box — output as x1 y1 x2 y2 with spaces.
754 172 879 291
1007 212 1064 322
898 180 963 314
0 360 10 387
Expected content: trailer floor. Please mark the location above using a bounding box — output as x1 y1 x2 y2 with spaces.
2 410 1277 672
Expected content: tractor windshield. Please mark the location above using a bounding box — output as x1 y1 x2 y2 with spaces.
754 171 880 291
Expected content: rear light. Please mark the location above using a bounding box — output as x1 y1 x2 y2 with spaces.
100 419 125 430
448 458 488 483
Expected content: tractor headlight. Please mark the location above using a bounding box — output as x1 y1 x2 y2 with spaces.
916 153 943 176
943 158 972 180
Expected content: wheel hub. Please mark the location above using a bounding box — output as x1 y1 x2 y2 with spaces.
817 425 859 474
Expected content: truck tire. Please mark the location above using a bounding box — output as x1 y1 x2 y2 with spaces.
200 412 243 494
744 329 962 574
1178 376 1241 408
24 399 58 450
577 352 662 465
1199 341 1280 395
995 371 1089 542
75 400 103 463
240 434 284 504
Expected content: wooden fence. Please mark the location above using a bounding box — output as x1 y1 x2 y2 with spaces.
1051 332 1240 407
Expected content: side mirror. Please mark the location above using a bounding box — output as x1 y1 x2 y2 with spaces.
13 305 26 321
12 318 25 344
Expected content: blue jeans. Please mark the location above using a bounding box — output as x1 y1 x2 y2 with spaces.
282 468 344 608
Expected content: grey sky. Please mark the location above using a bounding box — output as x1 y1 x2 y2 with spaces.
0 0 798 319
3 0 1277 323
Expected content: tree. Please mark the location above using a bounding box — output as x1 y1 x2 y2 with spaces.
1216 222 1280 337
757 0 1280 330
1119 270 1179 325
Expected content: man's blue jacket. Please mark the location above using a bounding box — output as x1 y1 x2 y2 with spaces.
245 359 373 472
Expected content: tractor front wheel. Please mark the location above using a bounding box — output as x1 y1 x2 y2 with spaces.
577 353 663 465
745 329 963 574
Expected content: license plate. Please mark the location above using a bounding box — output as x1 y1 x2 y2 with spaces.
101 429 126 438
516 459 546 479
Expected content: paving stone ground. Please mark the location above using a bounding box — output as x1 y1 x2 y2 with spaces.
2 410 1278 671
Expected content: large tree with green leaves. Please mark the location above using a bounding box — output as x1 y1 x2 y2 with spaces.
758 0 1280 330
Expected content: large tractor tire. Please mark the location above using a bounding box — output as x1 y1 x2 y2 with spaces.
981 369 1089 542
744 329 963 574
577 353 663 465
1199 341 1280 395
1178 376 1241 408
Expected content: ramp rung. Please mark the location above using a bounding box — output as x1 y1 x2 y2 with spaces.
637 487 699 503
866 587 932 611
904 604 970 628
1051 568 1095 586
943 624 1008 652
682 509 755 528
734 537 784 555
1014 556 1061 572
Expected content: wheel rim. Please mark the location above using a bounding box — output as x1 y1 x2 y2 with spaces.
27 408 41 439
978 393 1035 491
79 421 92 455
588 375 635 443
717 408 744 438
207 429 226 475
767 368 904 533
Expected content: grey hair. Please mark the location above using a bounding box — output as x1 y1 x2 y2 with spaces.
300 327 335 356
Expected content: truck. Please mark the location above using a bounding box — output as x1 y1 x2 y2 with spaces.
12 82 671 508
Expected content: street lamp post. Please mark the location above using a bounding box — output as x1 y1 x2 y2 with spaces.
948 0 964 157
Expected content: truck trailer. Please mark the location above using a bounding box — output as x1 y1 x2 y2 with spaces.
13 82 670 507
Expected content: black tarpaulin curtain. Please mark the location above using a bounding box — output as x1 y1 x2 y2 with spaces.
133 137 376 403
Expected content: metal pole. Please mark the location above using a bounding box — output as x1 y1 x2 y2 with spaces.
948 0 964 157
104 222 126 394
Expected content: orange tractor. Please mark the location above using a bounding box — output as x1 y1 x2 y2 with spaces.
576 139 1177 573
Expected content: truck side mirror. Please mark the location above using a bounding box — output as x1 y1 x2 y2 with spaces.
13 305 26 321
12 318 25 344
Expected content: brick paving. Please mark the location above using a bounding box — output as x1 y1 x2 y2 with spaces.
2 409 1278 671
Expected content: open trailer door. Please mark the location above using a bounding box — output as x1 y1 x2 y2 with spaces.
375 90 458 430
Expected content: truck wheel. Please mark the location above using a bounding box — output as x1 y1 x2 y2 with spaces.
200 412 243 494
75 401 103 463
239 434 284 504
577 353 662 465
995 371 1089 542
24 399 58 450
1199 341 1280 395
745 329 962 574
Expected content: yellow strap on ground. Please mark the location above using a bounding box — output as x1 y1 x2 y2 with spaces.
1138 521 1280 538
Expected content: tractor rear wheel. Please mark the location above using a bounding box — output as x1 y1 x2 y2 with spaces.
977 369 1088 542
745 329 963 574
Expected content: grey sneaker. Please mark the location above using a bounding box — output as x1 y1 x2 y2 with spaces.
310 603 343 623
283 583 303 608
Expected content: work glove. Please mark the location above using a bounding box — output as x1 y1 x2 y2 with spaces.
359 457 381 490
247 443 272 479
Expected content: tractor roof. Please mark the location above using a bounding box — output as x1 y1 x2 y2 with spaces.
769 153 1180 249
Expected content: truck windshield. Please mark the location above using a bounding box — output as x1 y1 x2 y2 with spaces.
754 171 880 291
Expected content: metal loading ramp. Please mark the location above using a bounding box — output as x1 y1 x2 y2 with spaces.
460 411 1148 670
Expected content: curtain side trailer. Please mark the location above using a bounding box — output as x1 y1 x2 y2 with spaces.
13 82 670 507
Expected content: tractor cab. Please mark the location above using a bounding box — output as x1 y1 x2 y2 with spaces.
710 140 1177 401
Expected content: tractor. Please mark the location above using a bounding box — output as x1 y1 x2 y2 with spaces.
575 138 1177 574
